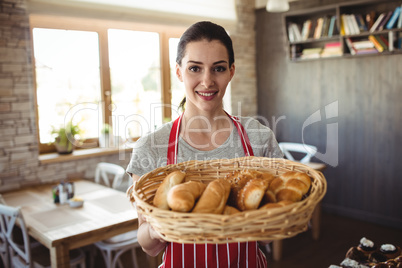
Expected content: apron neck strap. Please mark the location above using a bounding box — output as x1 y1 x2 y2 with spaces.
167 112 254 165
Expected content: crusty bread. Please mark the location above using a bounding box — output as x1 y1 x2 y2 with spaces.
223 205 240 215
264 171 311 203
153 170 186 210
167 181 206 212
224 170 253 207
237 177 270 211
192 178 231 214
259 200 294 209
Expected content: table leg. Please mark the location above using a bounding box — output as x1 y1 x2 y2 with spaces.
311 202 321 240
272 240 283 261
50 244 70 268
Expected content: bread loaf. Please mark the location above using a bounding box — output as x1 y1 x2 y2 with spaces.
167 181 206 212
224 171 252 208
192 178 231 214
259 200 294 209
265 171 311 203
153 170 186 210
237 177 270 211
223 205 240 215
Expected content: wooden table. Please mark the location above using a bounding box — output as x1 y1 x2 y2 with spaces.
1 180 138 268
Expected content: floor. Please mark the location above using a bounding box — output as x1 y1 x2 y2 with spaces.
264 212 402 268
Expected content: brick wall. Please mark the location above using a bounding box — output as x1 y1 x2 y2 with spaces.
0 0 258 192
231 0 258 117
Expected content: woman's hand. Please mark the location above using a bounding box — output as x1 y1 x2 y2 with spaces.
137 212 167 256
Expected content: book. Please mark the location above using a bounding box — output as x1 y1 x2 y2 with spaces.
321 42 342 57
328 16 336 37
377 11 393 31
322 16 330 37
288 24 295 42
385 6 401 29
374 35 388 51
348 14 360 34
341 15 351 35
352 40 375 50
366 11 377 29
378 35 389 49
355 14 368 32
301 20 312 40
345 37 357 55
355 47 378 55
314 18 324 39
300 47 322 59
389 32 394 51
369 13 385 32
397 4 402 28
368 35 384 52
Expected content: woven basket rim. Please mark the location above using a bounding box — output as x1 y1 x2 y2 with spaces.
132 156 327 244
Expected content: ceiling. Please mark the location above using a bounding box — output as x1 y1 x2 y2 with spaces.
27 0 299 28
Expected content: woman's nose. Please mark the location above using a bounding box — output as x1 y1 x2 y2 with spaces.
201 71 214 87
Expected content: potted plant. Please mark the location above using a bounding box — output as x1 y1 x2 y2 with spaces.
99 123 111 148
51 121 82 154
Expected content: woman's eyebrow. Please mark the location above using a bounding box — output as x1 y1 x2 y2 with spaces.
187 60 228 65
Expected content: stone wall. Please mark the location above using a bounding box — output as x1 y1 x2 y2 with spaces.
0 0 258 192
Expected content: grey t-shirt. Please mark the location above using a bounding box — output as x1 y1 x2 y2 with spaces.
126 116 283 177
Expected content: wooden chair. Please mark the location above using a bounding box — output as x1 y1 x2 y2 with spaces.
0 204 86 268
93 162 141 268
271 142 326 261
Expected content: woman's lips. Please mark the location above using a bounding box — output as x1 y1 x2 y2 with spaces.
196 91 217 100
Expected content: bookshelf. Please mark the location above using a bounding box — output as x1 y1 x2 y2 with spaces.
284 0 402 61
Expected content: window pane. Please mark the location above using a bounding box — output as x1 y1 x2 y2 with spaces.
108 29 161 140
169 38 184 121
33 28 101 144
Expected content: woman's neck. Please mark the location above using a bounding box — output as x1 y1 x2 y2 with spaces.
180 109 233 151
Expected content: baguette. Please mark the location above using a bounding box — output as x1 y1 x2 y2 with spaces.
167 181 206 212
192 178 231 214
153 170 186 210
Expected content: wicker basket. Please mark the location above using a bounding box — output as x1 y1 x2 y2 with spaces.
132 156 327 244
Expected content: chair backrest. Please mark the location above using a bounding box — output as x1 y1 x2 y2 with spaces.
95 162 126 190
0 204 31 268
279 142 318 163
0 195 10 268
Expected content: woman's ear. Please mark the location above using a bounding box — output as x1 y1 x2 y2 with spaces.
229 64 235 80
176 63 183 82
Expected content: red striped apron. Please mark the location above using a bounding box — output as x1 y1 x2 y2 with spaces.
161 113 267 268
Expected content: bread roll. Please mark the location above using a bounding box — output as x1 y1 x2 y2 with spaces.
237 177 270 211
167 181 206 212
259 200 293 209
153 170 186 210
224 170 254 207
265 171 311 203
192 178 231 214
223 205 240 215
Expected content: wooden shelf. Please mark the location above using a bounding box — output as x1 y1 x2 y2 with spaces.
284 0 402 61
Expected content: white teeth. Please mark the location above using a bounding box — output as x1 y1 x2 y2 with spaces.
198 92 215 96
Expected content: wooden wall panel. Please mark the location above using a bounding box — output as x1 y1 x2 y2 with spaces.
256 1 402 228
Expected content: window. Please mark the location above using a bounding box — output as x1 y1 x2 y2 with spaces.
31 15 184 153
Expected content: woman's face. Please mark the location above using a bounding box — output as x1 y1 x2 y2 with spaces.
176 39 235 113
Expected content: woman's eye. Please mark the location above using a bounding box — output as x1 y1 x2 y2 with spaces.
189 66 200 72
214 66 227 72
